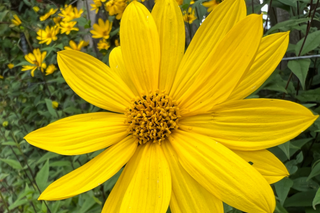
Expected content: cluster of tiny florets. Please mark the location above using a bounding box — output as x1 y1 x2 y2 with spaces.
125 91 180 145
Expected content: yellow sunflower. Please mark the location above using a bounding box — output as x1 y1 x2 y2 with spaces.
183 7 197 24
203 0 220 12
36 26 59 45
105 0 127 19
60 21 79 35
97 39 110 50
59 5 83 22
40 8 58 21
7 63 14 69
11 15 21 26
25 0 318 212
91 0 102 14
21 49 47 77
90 18 112 39
64 40 89 51
45 64 57 75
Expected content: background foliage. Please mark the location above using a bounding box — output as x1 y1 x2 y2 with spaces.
0 0 320 212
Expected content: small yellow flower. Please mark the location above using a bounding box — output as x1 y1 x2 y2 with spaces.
115 39 120 46
40 8 58 21
52 101 59 109
46 64 57 75
36 26 59 45
33 6 40 12
90 18 112 39
59 5 83 22
202 0 220 12
11 15 22 26
0 75 3 79
183 7 197 24
64 40 89 51
91 0 102 14
97 39 110 50
105 0 127 19
7 63 14 69
21 49 47 77
60 21 79 35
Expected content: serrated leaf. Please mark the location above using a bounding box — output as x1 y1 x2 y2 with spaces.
313 188 320 209
36 160 49 192
295 31 320 56
0 158 22 170
275 178 293 205
288 59 310 90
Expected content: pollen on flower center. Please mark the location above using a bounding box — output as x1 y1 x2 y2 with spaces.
125 91 181 145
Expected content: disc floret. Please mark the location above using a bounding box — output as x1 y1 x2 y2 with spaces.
125 91 180 145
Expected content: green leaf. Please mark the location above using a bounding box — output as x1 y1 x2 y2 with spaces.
23 0 32 6
285 190 317 207
295 31 320 56
9 198 29 210
266 18 310 34
45 98 57 118
278 0 296 7
0 10 9 21
36 152 59 164
288 59 310 90
308 161 320 181
313 188 320 209
297 88 320 103
275 178 293 205
1 141 17 146
35 160 49 192
0 158 22 170
292 177 319 192
278 141 291 160
0 23 8 35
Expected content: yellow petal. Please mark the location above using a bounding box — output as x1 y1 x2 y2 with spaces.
151 0 185 93
120 1 160 94
170 0 246 100
57 50 134 113
25 112 128 155
169 130 275 213
39 136 137 200
228 32 290 100
175 14 263 116
180 99 319 150
102 143 171 213
109 47 139 96
162 141 223 213
233 149 289 184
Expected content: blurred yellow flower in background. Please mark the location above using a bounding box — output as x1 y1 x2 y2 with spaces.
0 75 3 79
115 39 120 46
105 0 127 19
64 40 89 51
7 63 14 69
183 7 197 24
60 21 79 35
36 26 59 45
11 15 21 26
52 101 59 109
40 8 58 21
203 0 220 12
53 17 62 24
46 64 57 75
97 39 110 50
91 0 102 14
59 5 83 22
33 6 40 12
90 18 112 39
21 49 47 77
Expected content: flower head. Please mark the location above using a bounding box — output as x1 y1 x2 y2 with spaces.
45 64 57 75
203 0 220 12
33 6 40 12
183 7 197 24
90 18 112 39
11 15 21 26
60 21 79 35
22 49 47 77
36 26 59 45
25 0 318 212
7 63 14 69
40 8 58 21
52 101 59 109
59 5 83 22
91 0 102 13
64 40 89 51
97 39 110 50
105 0 127 19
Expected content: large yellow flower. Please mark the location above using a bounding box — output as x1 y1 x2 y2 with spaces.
21 49 47 77
36 26 59 45
59 21 79 35
40 8 58 21
90 18 112 39
25 0 319 212
105 0 127 19
91 0 102 14
59 5 83 22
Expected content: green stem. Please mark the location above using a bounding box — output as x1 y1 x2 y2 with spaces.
0 188 10 213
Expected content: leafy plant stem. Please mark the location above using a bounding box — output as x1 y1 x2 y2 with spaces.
0 188 10 213
40 71 52 98
301 132 319 167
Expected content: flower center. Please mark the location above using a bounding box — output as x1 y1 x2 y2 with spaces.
125 91 180 145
